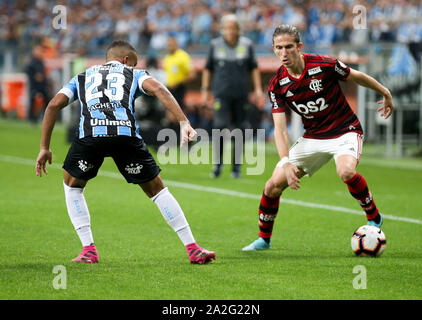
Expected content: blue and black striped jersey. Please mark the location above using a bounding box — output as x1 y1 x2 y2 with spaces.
59 60 151 139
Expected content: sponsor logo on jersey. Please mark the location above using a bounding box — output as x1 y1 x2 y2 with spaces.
309 79 323 93
335 65 347 76
125 163 143 175
90 118 132 127
292 97 329 115
308 66 322 76
90 101 119 111
236 45 247 59
216 48 226 59
270 92 278 109
279 77 290 86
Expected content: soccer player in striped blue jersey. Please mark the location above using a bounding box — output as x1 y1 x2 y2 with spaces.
243 25 394 251
36 40 215 264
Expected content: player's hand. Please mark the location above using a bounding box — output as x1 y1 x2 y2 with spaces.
180 121 197 147
36 148 52 177
283 162 301 190
377 94 394 119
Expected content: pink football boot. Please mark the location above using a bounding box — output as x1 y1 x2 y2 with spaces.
72 245 99 263
186 243 216 264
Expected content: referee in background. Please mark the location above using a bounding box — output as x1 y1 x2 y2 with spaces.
201 14 264 179
163 36 196 133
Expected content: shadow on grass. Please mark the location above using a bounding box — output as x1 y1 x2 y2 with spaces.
223 248 419 261
0 262 56 271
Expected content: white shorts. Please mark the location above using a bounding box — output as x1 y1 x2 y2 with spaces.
276 132 363 177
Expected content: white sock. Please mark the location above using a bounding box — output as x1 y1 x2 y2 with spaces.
75 226 94 247
63 182 94 247
151 187 195 246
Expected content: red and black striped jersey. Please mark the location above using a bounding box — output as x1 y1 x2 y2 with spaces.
268 53 363 139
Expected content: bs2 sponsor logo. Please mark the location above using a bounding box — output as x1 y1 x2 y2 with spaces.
292 97 329 117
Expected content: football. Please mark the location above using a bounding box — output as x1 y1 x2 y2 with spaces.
351 225 387 257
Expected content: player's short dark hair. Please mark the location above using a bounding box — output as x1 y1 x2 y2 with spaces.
272 24 301 44
106 40 137 59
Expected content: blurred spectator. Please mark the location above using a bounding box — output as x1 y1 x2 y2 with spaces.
191 3 213 45
149 7 171 51
66 47 87 143
1 15 19 72
134 55 166 149
201 14 264 179
137 56 166 121
24 44 49 123
369 0 396 42
163 36 196 140
163 37 196 112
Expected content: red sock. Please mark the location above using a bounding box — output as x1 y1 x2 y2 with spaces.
344 173 379 220
258 191 280 241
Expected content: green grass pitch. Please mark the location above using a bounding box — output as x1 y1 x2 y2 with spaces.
0 118 421 300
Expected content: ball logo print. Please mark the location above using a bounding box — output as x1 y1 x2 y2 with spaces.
351 225 386 257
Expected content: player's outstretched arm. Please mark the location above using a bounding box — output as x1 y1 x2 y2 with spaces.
142 77 197 146
273 113 301 190
36 93 69 177
347 68 394 119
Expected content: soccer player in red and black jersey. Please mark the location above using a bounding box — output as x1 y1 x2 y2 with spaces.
243 25 394 251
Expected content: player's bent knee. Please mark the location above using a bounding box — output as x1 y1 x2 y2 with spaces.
337 166 356 182
140 175 165 198
264 177 285 198
63 170 87 188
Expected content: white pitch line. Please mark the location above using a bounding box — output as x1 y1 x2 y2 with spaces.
1 154 421 225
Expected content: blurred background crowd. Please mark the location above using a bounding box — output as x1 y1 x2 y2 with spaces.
1 0 422 57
